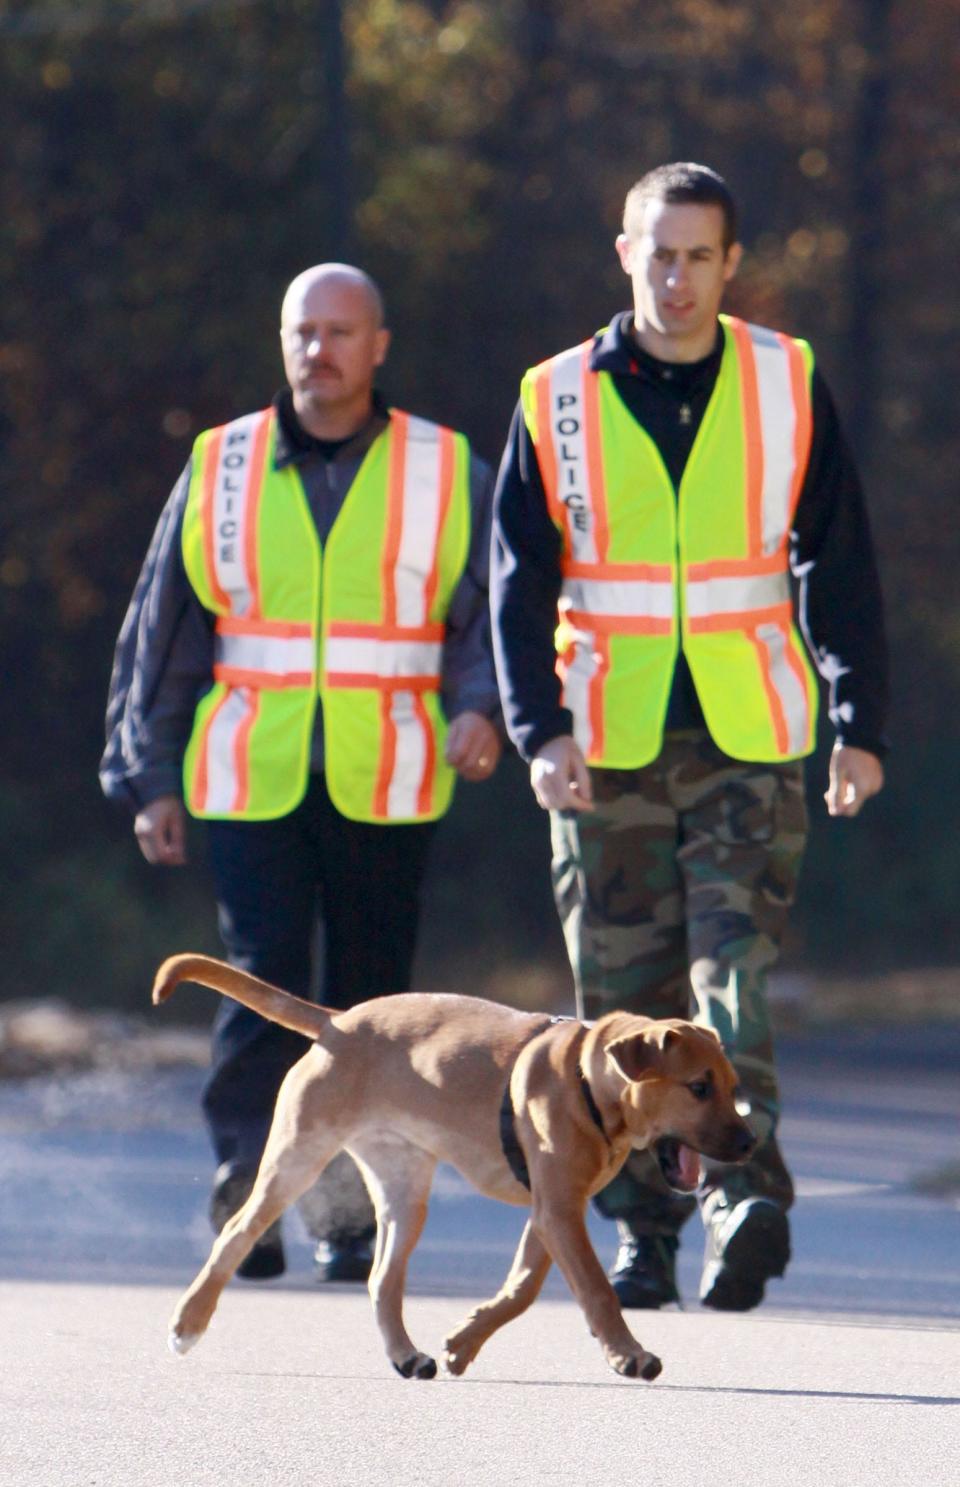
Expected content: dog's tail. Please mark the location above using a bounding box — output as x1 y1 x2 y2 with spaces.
152 953 332 1039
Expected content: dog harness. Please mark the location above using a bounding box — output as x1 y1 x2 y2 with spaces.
499 1018 609 1191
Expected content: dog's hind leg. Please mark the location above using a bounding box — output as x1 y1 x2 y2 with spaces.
443 1219 551 1377
349 1138 438 1380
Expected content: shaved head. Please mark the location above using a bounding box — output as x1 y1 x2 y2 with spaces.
281 264 385 331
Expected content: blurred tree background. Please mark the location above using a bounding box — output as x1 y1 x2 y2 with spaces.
1 0 958 1014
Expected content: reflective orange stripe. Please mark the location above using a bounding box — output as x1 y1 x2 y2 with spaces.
326 621 445 643
374 690 397 818
588 634 610 757
565 610 672 636
562 559 672 581
200 428 231 611
688 601 793 634
581 343 610 562
231 690 259 812
192 689 227 812
729 318 764 558
781 333 813 526
381 411 410 629
686 554 785 581
242 412 272 621
324 672 439 691
422 426 455 622
414 693 435 815
217 616 313 639
534 367 566 538
213 666 313 689
748 625 790 754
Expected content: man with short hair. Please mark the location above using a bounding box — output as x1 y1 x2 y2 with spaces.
491 164 887 1311
102 264 502 1282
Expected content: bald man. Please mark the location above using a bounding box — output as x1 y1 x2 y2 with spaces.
102 265 502 1283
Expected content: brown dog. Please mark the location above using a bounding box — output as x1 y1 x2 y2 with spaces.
154 953 754 1381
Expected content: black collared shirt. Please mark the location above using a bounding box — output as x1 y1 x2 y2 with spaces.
491 312 889 761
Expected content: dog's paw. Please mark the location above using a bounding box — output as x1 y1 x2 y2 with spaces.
607 1347 662 1381
168 1329 200 1357
392 1352 437 1380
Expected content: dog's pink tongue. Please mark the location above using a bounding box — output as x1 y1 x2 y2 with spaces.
678 1144 701 1187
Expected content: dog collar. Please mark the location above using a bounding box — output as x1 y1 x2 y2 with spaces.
499 1025 609 1191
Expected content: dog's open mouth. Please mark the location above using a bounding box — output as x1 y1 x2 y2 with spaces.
655 1136 702 1193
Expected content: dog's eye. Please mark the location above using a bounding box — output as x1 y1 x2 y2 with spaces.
687 1078 712 1101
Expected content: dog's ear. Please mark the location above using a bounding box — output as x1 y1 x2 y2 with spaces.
606 1026 679 1083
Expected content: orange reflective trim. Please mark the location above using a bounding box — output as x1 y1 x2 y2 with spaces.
588 633 610 757
242 410 273 622
729 317 764 558
382 411 409 629
414 693 435 815
581 342 609 562
783 631 813 749
213 666 314 690
422 425 455 622
324 672 440 692
780 333 813 526
216 616 313 638
191 688 229 812
200 428 231 611
374 690 397 818
565 609 673 636
747 624 789 755
687 602 792 634
534 367 566 538
326 620 446 642
686 554 787 581
561 559 673 581
231 688 260 812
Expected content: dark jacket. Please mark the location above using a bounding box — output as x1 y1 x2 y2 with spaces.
101 391 500 811
491 313 889 763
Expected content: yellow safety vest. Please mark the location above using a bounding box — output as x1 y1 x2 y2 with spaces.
180 407 471 822
521 315 819 766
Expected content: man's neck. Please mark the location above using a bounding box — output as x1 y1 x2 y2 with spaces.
630 315 720 365
292 394 375 442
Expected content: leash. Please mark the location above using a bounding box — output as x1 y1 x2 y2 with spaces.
499 1019 609 1192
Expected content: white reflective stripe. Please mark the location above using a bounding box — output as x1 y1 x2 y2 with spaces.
548 349 599 565
749 325 798 556
386 691 428 817
324 634 442 679
215 631 314 677
562 637 599 756
686 571 789 618
203 689 253 813
211 411 267 616
755 622 809 753
563 575 674 620
393 416 443 627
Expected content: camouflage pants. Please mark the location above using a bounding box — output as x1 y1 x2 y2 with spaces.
550 730 808 1236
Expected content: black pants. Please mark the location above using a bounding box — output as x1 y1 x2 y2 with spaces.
200 773 437 1169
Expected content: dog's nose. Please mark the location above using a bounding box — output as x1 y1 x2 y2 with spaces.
730 1123 756 1159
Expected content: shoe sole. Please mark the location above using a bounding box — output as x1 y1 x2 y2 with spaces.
700 1201 790 1311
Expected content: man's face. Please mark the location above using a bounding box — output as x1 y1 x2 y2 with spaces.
280 274 389 425
616 200 741 352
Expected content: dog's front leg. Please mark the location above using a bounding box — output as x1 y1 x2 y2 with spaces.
531 1198 662 1380
443 1220 552 1376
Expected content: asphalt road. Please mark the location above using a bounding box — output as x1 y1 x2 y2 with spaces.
1 1022 958 1486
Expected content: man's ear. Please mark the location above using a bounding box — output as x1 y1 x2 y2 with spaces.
606 1026 680 1083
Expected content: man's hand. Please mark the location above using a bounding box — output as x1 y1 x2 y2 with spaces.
530 736 594 812
824 744 884 818
134 794 188 865
444 711 502 782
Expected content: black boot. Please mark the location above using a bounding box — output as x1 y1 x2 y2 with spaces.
609 1223 680 1309
699 1197 790 1311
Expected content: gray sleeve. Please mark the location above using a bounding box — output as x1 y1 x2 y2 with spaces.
99 463 215 812
440 451 503 725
